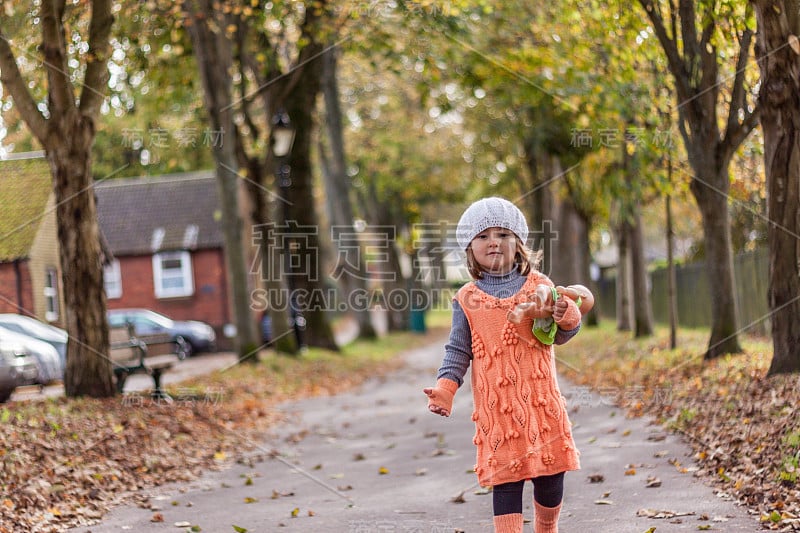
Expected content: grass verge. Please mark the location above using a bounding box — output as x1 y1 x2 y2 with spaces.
559 321 800 530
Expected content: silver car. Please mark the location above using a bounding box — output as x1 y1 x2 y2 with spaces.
0 326 62 384
0 314 68 371
0 333 38 402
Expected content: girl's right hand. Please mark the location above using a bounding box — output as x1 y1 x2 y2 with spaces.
423 378 458 417
423 388 451 417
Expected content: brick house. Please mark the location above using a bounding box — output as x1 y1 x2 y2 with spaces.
94 171 237 344
0 152 66 326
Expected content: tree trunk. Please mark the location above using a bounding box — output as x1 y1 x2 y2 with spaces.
630 208 654 337
616 220 633 332
690 173 742 358
666 192 678 349
753 0 800 375
319 46 377 340
184 0 259 361
245 159 298 355
0 0 115 397
283 48 338 351
50 128 114 398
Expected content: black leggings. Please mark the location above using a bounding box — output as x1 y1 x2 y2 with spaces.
493 473 565 515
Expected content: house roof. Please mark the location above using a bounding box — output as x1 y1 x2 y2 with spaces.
95 171 223 256
0 152 52 262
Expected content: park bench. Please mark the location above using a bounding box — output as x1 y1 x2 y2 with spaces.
109 325 180 397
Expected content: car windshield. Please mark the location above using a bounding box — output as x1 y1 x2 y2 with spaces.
109 310 174 329
0 315 67 341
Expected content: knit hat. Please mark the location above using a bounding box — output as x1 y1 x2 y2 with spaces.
456 197 528 250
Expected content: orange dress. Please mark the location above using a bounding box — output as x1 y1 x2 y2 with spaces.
456 272 581 487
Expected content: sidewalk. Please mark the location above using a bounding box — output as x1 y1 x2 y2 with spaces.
72 337 760 532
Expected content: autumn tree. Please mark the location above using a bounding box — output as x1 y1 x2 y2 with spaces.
637 0 760 358
0 0 115 396
751 0 800 375
181 0 260 361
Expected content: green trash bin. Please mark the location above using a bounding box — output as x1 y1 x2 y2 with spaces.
410 310 426 333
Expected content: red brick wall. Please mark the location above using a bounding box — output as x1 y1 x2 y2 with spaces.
0 260 33 316
107 249 231 331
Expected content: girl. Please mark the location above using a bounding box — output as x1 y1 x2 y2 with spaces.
424 197 583 533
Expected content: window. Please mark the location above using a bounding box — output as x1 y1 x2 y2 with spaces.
104 259 122 299
44 267 59 322
152 251 194 298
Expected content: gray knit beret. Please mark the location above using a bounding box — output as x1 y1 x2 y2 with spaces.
456 197 529 249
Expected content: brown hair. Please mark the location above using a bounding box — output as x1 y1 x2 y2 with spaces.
465 237 542 280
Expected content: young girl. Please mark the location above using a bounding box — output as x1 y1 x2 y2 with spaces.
423 197 583 533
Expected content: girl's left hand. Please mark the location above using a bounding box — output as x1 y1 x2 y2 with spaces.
552 298 569 321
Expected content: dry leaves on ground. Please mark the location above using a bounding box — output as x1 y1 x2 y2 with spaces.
560 324 800 531
0 328 430 532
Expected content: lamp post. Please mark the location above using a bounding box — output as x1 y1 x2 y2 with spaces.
270 110 305 350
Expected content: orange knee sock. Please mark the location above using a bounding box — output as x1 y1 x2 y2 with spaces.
534 501 561 533
493 512 523 533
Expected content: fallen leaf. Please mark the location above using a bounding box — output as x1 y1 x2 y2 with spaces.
290 507 300 518
378 466 390 475
636 508 695 519
451 492 466 504
625 468 637 476
151 513 164 523
594 499 614 505
244 497 257 504
174 522 192 527
588 474 605 483
645 476 662 488
415 468 428 476
232 526 248 533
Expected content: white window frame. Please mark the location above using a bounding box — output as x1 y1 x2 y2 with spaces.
104 259 123 299
152 251 194 298
44 267 59 322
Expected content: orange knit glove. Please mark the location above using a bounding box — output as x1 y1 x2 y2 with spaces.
424 378 459 417
553 295 582 331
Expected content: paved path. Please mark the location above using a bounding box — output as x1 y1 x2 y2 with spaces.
72 337 760 532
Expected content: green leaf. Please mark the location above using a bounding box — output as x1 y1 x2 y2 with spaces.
232 526 248 533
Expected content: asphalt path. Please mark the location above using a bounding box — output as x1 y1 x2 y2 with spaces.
70 336 760 533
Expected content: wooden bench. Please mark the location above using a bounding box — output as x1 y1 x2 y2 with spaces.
109 325 180 397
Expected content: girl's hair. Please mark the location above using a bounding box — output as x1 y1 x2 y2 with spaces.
465 237 542 279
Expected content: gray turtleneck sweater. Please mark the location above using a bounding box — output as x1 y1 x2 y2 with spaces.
438 270 581 386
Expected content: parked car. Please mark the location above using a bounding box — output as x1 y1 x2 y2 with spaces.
0 326 63 384
0 314 68 371
107 309 216 359
0 331 39 402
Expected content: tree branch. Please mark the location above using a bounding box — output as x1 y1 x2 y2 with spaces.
637 0 693 102
79 0 114 118
0 27 49 143
726 25 754 135
40 0 74 116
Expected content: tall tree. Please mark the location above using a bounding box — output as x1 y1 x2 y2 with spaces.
318 47 377 340
637 0 760 358
751 0 800 375
182 0 259 361
0 0 115 396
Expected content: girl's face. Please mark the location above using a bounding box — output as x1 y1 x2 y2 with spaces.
469 227 517 275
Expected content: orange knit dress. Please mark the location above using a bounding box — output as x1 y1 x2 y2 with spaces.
456 272 581 487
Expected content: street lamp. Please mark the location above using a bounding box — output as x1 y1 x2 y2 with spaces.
272 110 296 157
270 110 305 349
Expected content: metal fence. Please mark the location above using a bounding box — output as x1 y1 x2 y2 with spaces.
596 247 770 336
